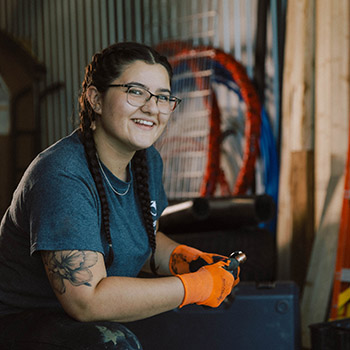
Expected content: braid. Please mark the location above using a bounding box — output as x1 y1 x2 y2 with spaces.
132 150 158 275
79 55 114 267
80 122 114 267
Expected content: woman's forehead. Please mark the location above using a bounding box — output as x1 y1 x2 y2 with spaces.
115 60 171 91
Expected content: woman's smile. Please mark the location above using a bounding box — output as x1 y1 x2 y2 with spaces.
132 118 156 128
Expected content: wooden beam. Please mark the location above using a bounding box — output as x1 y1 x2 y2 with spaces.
290 150 314 288
277 0 315 280
314 0 350 228
301 0 350 348
301 175 344 348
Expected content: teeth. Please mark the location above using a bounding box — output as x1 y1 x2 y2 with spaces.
133 119 154 126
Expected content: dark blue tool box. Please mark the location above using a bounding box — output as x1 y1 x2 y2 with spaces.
126 281 301 350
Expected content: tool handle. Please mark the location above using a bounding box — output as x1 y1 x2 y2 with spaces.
224 251 247 272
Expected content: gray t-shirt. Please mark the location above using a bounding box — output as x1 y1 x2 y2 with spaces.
0 130 168 315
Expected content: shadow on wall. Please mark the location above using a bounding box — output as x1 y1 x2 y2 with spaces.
0 30 46 217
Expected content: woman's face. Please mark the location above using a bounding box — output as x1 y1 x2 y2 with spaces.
93 60 172 154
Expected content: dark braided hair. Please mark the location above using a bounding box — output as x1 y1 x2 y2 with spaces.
78 42 173 273
132 150 158 274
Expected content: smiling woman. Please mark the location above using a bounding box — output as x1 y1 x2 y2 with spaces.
0 42 240 349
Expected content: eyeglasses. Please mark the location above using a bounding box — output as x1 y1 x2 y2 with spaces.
108 83 181 114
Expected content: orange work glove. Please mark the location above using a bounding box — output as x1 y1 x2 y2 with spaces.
176 260 240 308
169 245 228 275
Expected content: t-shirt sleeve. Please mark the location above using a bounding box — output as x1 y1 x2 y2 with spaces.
27 168 104 255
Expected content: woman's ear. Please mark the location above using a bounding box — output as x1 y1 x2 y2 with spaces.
86 86 102 114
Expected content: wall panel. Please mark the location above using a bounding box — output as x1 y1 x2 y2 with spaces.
0 0 280 204
0 0 272 148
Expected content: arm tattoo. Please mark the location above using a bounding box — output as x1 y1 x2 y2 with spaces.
43 250 98 294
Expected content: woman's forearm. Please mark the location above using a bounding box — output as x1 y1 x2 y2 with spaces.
43 249 184 323
62 275 184 323
142 231 179 275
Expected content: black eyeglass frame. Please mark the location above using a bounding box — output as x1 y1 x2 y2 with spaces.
108 83 182 112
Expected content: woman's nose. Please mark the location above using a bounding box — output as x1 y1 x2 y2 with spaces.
141 95 159 114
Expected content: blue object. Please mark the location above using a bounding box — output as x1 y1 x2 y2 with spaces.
212 60 280 234
171 56 280 234
127 281 301 350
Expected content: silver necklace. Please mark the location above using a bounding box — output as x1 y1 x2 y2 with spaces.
96 155 130 196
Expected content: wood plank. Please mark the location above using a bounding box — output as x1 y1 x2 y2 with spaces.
301 175 344 348
290 150 314 289
277 0 314 280
314 0 350 229
301 0 350 347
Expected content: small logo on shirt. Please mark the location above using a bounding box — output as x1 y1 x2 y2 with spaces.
150 200 157 234
150 200 157 217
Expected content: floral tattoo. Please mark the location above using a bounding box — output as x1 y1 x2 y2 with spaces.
43 250 98 294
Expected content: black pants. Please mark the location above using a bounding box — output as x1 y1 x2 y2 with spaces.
0 308 142 349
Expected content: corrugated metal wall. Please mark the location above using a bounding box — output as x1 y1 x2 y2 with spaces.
0 0 286 202
0 0 270 148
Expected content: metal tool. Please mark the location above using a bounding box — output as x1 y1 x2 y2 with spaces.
221 251 247 308
224 251 247 273
189 250 247 273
